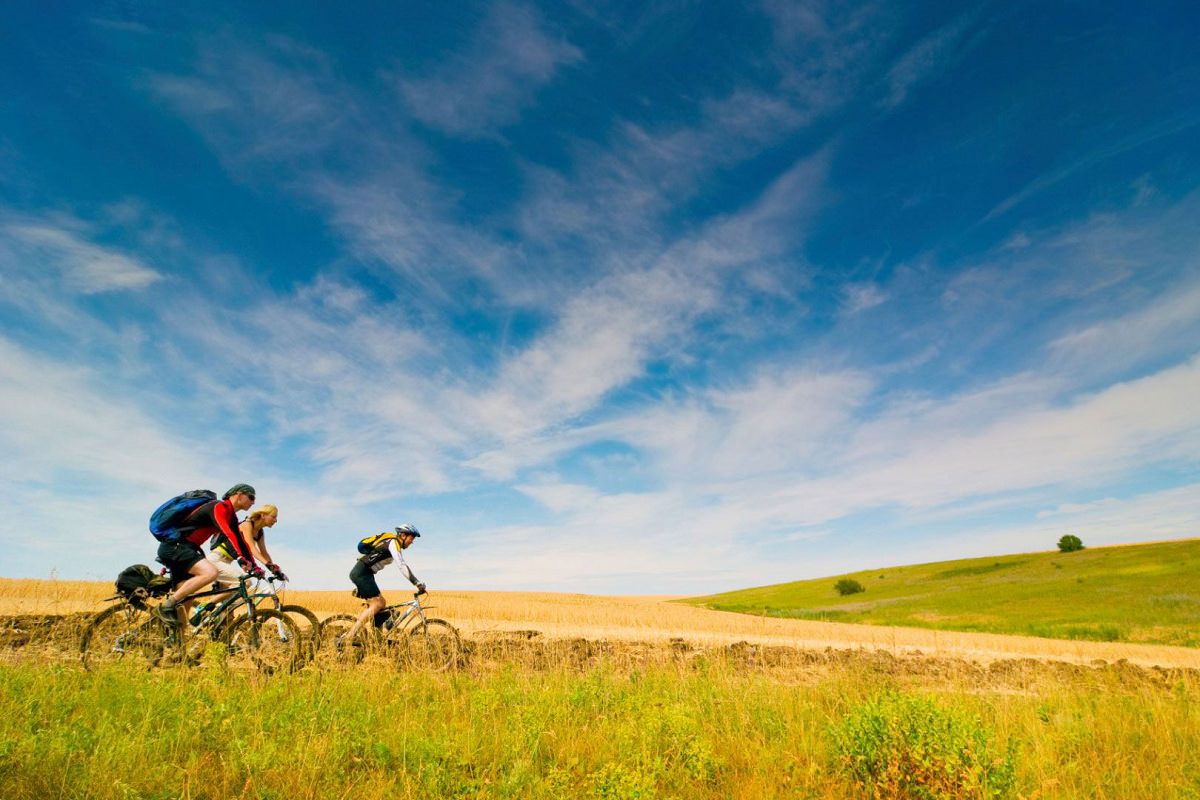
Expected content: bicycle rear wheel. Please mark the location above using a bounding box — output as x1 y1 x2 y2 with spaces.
277 603 321 662
315 614 366 668
79 603 165 670
404 619 461 672
223 609 302 675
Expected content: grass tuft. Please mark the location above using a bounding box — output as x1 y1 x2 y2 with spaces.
831 691 1016 799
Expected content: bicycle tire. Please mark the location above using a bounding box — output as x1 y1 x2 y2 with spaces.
317 613 359 638
404 618 461 672
222 609 302 675
315 614 365 668
79 603 163 671
147 614 186 669
277 603 321 661
176 603 238 667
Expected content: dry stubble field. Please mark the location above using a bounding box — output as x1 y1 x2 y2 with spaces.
3 576 1199 670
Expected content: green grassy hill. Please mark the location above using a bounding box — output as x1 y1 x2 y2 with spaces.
683 539 1200 647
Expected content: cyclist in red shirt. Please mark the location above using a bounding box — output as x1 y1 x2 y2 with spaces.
156 483 261 625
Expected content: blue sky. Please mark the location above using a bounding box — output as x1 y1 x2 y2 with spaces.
1 2 1198 594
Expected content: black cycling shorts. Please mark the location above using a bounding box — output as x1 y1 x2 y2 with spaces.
156 539 205 583
350 560 381 600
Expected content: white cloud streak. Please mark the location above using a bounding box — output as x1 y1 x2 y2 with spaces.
0 337 192 489
881 12 978 109
395 2 583 137
4 217 162 293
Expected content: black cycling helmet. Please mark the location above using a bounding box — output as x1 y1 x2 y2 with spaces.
395 523 420 538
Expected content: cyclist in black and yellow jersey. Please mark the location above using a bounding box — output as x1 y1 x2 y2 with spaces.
339 524 426 645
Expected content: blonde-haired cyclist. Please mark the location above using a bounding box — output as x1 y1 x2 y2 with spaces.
200 504 286 613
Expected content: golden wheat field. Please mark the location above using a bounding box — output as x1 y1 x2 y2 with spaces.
5 576 1199 670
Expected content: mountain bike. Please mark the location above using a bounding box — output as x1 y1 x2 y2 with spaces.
80 574 300 673
78 597 167 670
318 590 461 671
256 577 321 657
189 575 320 664
178 574 303 674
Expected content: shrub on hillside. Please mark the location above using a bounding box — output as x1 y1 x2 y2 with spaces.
1057 534 1085 553
834 578 865 596
830 691 1017 799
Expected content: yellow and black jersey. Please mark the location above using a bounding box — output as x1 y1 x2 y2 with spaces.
356 532 422 586
213 521 263 561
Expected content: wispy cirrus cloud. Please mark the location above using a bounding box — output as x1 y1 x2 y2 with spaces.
880 12 980 109
144 5 877 318
394 1 583 137
149 34 351 163
979 115 1200 225
462 151 833 474
829 356 1200 513
513 193 1200 545
1048 270 1200 376
513 351 1200 583
3 216 162 293
148 34 525 305
444 340 1200 591
840 282 886 315
0 337 190 488
507 3 893 262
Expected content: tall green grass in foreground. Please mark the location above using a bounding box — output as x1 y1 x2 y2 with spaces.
685 539 1200 646
1 659 1197 799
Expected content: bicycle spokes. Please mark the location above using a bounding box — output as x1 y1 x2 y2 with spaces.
223 610 302 675
404 620 461 672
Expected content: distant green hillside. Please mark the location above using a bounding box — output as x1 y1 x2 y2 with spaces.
683 539 1200 647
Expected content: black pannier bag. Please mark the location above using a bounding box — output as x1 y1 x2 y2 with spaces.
114 564 172 607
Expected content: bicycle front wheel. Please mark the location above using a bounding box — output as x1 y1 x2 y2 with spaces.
222 609 302 675
277 603 321 662
79 603 163 671
404 619 461 672
315 614 367 668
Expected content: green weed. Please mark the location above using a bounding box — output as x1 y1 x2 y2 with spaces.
831 691 1016 799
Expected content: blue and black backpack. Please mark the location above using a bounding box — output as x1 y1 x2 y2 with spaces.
149 489 217 542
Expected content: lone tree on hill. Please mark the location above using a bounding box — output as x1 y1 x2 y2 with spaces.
1057 534 1084 553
